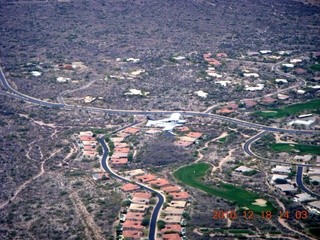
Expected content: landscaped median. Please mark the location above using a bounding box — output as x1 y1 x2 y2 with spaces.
173 163 276 214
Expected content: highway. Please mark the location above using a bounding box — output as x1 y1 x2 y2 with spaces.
99 123 164 240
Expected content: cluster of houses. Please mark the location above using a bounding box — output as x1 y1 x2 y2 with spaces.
109 127 140 167
76 131 98 160
117 169 190 240
173 127 203 148
268 163 320 215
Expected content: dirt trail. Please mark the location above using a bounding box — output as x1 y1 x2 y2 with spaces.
195 132 228 163
211 148 236 174
275 198 315 240
0 148 62 209
70 192 104 240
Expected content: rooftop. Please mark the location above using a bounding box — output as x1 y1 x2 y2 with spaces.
123 127 140 134
169 191 189 200
161 224 182 233
123 220 144 230
148 178 170 187
125 212 144 221
121 183 140 192
132 192 152 199
161 185 181 193
162 233 181 240
135 174 157 183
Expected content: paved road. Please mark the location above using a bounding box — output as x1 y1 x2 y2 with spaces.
1 67 319 136
99 123 164 240
244 131 320 199
296 166 320 198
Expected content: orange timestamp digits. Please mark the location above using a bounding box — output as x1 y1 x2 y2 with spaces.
212 209 308 220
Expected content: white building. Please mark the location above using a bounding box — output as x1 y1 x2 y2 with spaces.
307 201 320 214
243 73 259 78
294 155 313 162
275 79 288 83
282 63 294 68
288 119 316 128
275 184 297 194
235 166 253 173
271 166 291 174
294 193 316 203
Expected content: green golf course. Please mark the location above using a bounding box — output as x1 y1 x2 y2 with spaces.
271 143 320 155
173 163 276 214
255 99 320 118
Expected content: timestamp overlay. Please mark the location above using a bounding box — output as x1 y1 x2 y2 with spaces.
212 209 308 220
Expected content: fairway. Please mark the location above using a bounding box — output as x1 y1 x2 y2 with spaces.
255 99 320 118
271 143 320 155
173 163 276 213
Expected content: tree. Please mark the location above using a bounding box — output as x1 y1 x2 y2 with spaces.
141 216 150 226
157 220 166 230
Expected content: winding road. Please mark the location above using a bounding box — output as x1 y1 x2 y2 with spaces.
99 123 165 240
0 58 319 239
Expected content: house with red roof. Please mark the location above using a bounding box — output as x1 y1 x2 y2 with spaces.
111 158 128 166
123 220 144 231
161 224 182 234
114 147 131 153
169 191 189 200
162 233 181 240
186 132 202 139
135 174 157 183
121 183 140 192
148 178 170 188
161 185 180 193
122 230 143 240
132 192 152 199
123 127 140 134
125 212 144 221
216 52 228 58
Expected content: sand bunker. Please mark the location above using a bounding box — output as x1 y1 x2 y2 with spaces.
252 199 267 207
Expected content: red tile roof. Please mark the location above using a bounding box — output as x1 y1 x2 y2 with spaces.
169 191 189 200
79 136 95 141
244 100 257 107
123 220 144 230
126 212 144 221
111 158 128 165
161 224 182 233
176 126 190 132
186 132 202 139
161 185 180 193
173 140 193 147
135 174 157 183
123 127 140 134
226 102 239 109
121 183 140 192
216 108 234 114
122 230 142 239
295 68 307 74
83 145 97 151
216 52 228 58
148 178 170 187
162 233 181 240
114 147 131 153
133 192 152 199
263 97 277 103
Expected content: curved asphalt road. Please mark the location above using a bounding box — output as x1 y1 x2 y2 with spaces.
99 123 164 240
1 67 319 136
243 131 320 198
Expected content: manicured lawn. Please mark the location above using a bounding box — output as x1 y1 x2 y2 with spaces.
309 64 320 71
270 143 320 155
255 99 320 118
173 163 276 214
308 227 320 238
